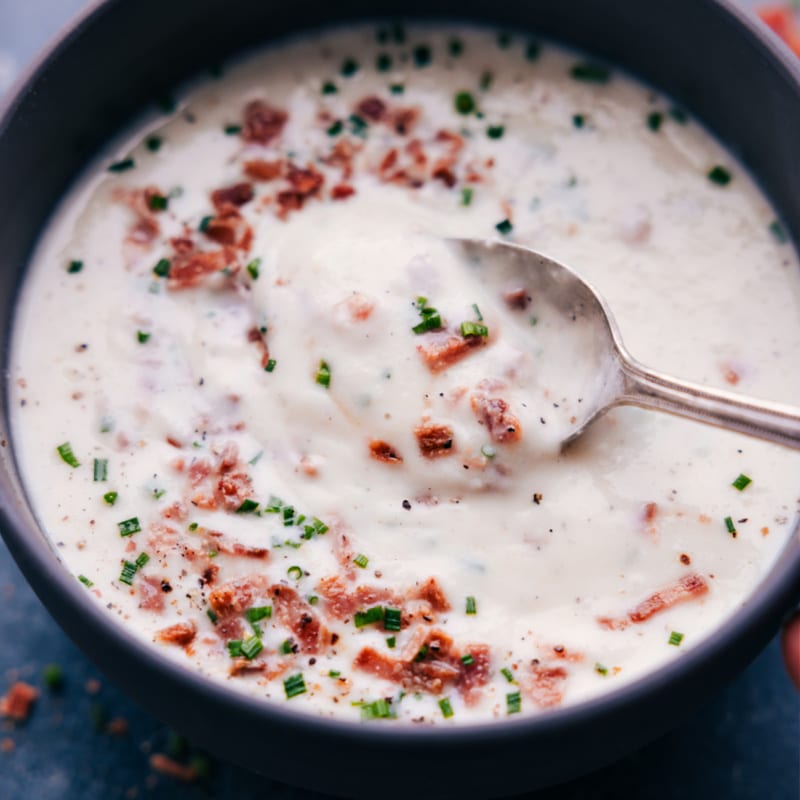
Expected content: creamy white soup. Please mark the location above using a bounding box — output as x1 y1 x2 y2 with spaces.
9 24 800 724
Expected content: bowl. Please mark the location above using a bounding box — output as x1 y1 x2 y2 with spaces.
1 1 799 797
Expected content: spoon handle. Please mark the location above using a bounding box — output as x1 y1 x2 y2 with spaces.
618 357 800 449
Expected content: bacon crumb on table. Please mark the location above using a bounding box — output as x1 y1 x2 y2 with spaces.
149 753 199 783
0 682 39 722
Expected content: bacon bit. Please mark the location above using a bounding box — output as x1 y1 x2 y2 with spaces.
723 366 740 386
412 577 451 612
758 5 800 56
0 682 38 722
299 455 319 477
432 165 457 187
149 753 199 783
415 423 455 458
406 139 428 167
356 96 387 122
242 100 288 145
417 331 486 373
203 210 253 250
761 526 770 537
216 616 244 641
115 186 162 252
470 394 522 444
246 326 271 370
332 526 356 580
680 553 692 565
698 513 712 524
162 502 187 522
270 585 330 653
643 503 658 522
138 576 166 612
156 621 197 647
380 149 399 174
243 158 284 181
457 644 491 705
526 664 568 708
317 576 403 620
206 531 269 560
167 238 236 291
213 470 252 511
392 107 420 136
504 289 531 310
211 182 254 214
324 139 360 180
628 573 709 623
276 164 325 219
331 183 356 201
229 658 269 676
209 574 269 615
369 440 403 464
165 436 183 450
436 129 465 154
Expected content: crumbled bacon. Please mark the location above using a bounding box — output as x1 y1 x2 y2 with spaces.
525 663 568 708
414 423 455 458
417 331 485 372
354 628 490 700
187 442 254 511
369 440 403 464
114 186 163 256
156 621 197 647
211 182 254 214
209 574 269 616
203 210 253 250
323 139 360 180
276 164 325 219
243 158 284 181
242 100 288 145
246 326 271 370
470 394 522 444
270 585 330 653
432 165 457 187
206 531 269 560
317 576 402 620
356 96 387 122
392 107 420 136
138 576 166 612
0 682 38 722
504 289 531 310
628 573 709 623
412 577 451 612
331 183 356 201
166 237 237 291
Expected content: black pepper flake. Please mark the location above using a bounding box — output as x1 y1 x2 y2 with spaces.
402 499 412 510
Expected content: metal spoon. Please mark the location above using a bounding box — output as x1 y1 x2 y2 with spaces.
453 238 800 449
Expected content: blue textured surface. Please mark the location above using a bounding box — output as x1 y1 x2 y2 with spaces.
0 2 798 797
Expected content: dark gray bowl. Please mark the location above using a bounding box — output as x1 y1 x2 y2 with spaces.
1 1 799 798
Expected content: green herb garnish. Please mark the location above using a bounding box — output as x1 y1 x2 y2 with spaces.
487 125 505 139
224 124 242 135
465 596 477 615
501 667 515 683
137 330 151 344
103 491 118 506
461 187 474 206
355 606 384 628
284 673 307 699
147 194 168 211
67 260 84 274
315 360 331 388
506 691 522 714
78 574 94 588
461 321 488 338
570 63 611 83
647 111 664 132
287 565 303 580
439 697 454 718
353 553 369 569
56 442 80 468
153 258 171 278
360 698 394 719
265 359 277 373
454 91 476 115
413 45 432 67
449 38 464 57
321 81 338 95
93 458 108 482
236 499 259 514
246 258 260 280
412 296 442 334
724 516 737 537
595 662 609 675
341 58 359 77
495 219 513 235
769 220 788 244
145 136 162 152
668 631 684 647
384 607 402 632
118 517 141 537
708 165 732 186
376 53 392 72
461 653 475 666
108 158 135 173
732 473 752 492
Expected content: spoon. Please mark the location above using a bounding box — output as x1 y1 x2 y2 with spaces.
453 238 800 450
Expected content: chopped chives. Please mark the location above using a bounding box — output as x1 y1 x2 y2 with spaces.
246 606 272 623
353 553 369 569
118 517 141 537
501 667 515 683
280 639 294 654
135 552 150 569
321 81 338 95
227 640 243 657
413 45 432 68
153 258 171 278
224 124 242 135
327 120 344 137
355 606 384 628
495 219 513 235
438 697 454 718
284 673 307 699
594 662 609 675
466 596 477 615
206 609 218 625
264 358 277 373
376 53 392 72
199 215 213 233
341 58 359 77
145 136 162 152
67 260 84 274
769 220 788 244
92 458 108 482
78 574 94 588
287 565 303 580
389 83 404 95
454 91 476 115
316 360 331 388
448 38 464 57
525 41 541 61
461 186 474 206
119 560 138 585
724 515 737 537
387 636 396 648
329 670 341 678
42 663 64 691
57 442 80 468
414 644 429 662
668 631 684 647
137 330 151 344
383 607 402 632
147 194 168 211
360 698 394 719
732 473 752 491
572 114 585 129
570 63 611 83
108 158 135 173
647 111 664 132
240 636 263 660
103 491 118 505
348 114 368 137
188 522 199 532
487 125 505 139
460 653 475 666
236 499 259 514
412 296 442 334
708 165 732 186
308 595 319 605
265 495 284 513
480 71 493 91
506 691 522 714
460 321 489 338
246 258 261 280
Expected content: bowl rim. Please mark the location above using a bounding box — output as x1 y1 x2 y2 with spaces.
1 0 799 754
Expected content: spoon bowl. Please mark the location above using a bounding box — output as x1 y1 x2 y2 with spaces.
453 238 800 450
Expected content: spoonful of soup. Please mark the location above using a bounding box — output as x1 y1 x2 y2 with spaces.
452 238 800 450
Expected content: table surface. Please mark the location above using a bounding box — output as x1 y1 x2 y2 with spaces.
1 2 798 798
